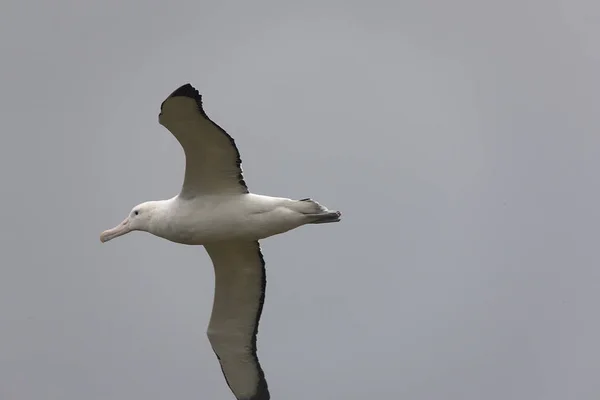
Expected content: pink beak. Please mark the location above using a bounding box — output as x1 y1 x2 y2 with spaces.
100 218 131 243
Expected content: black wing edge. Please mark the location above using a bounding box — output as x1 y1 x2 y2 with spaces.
213 244 270 400
161 83 249 193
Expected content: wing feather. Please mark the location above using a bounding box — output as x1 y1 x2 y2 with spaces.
159 84 249 197
204 241 270 400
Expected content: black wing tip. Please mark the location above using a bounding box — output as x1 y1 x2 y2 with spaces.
162 83 205 114
168 83 200 100
249 379 270 400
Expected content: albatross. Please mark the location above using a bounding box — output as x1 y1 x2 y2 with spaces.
100 83 341 400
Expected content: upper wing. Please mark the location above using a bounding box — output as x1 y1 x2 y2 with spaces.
159 84 249 198
204 241 270 400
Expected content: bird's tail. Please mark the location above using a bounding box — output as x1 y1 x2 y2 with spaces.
307 210 342 224
293 198 342 224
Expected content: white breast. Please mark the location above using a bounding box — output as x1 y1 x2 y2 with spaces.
151 194 306 245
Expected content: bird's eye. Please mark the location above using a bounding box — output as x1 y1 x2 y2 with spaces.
133 210 139 216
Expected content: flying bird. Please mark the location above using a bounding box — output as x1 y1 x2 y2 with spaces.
100 83 341 400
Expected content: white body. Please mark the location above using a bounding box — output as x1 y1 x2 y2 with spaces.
148 194 317 245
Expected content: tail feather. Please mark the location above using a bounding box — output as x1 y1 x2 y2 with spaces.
287 198 341 224
306 211 342 224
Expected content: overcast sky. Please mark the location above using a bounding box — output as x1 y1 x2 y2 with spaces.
1 1 598 399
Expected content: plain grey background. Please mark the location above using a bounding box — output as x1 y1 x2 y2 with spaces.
1 1 598 399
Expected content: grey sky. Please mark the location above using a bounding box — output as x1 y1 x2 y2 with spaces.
1 0 598 399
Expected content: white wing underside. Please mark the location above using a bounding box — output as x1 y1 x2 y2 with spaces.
205 241 269 400
158 84 248 198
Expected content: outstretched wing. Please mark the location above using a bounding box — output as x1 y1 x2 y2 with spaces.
204 241 270 400
159 84 249 198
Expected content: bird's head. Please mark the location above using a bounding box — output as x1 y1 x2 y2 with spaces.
100 201 158 243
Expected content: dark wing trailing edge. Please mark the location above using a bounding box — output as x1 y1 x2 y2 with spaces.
204 241 270 400
159 83 249 197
